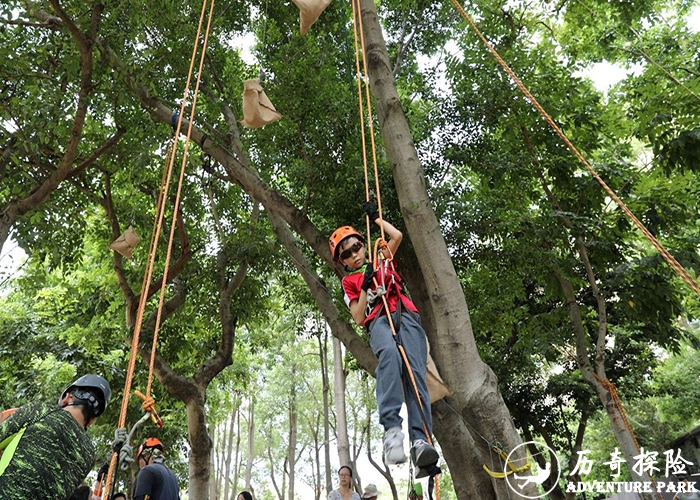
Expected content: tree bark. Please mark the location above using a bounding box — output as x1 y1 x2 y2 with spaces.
288 367 298 500
333 335 351 469
320 328 333 494
223 409 236 500
246 397 254 491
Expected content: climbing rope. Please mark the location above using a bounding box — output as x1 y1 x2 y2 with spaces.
593 374 664 500
101 0 215 497
350 0 385 249
351 0 440 496
448 0 700 299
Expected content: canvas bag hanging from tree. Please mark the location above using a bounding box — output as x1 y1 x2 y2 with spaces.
427 344 452 403
109 226 140 259
291 0 332 34
240 78 282 129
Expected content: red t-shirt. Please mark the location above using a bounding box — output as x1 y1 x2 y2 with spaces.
342 262 419 327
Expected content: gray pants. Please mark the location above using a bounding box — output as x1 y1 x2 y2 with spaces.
369 310 432 443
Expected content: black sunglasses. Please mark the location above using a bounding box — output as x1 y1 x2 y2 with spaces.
339 241 364 260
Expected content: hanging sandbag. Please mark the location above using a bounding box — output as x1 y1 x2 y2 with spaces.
109 226 140 259
427 351 452 403
240 78 282 129
291 0 332 35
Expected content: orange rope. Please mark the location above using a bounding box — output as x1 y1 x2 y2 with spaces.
351 0 438 492
146 0 215 398
593 374 663 500
448 0 700 299
353 0 385 244
101 1 213 497
350 0 373 252
351 0 386 247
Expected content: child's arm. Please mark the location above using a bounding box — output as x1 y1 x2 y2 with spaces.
374 218 403 257
363 202 403 257
346 264 376 326
349 297 367 326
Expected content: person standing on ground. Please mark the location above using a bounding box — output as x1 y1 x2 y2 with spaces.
129 438 180 500
327 465 361 500
361 483 380 500
0 374 111 500
674 476 700 500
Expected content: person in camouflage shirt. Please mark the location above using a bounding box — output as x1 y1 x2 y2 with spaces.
0 374 111 500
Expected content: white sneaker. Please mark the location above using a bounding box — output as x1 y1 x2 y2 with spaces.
383 427 407 465
411 439 439 468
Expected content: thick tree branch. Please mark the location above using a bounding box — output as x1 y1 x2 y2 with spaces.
21 7 62 28
69 127 125 177
266 208 377 375
105 173 136 307
0 2 103 253
0 18 61 29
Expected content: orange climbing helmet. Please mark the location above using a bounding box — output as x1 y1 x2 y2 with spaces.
137 437 164 460
329 226 364 260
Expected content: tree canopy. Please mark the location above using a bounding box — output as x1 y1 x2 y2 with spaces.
1 0 699 498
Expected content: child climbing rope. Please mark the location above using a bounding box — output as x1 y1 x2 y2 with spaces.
329 203 440 477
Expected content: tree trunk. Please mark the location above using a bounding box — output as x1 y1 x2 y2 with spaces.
288 366 298 500
556 271 656 500
432 400 497 500
233 405 242 498
210 428 219 500
223 410 236 500
333 336 351 468
246 397 255 491
321 328 333 494
356 0 538 497
186 397 214 499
